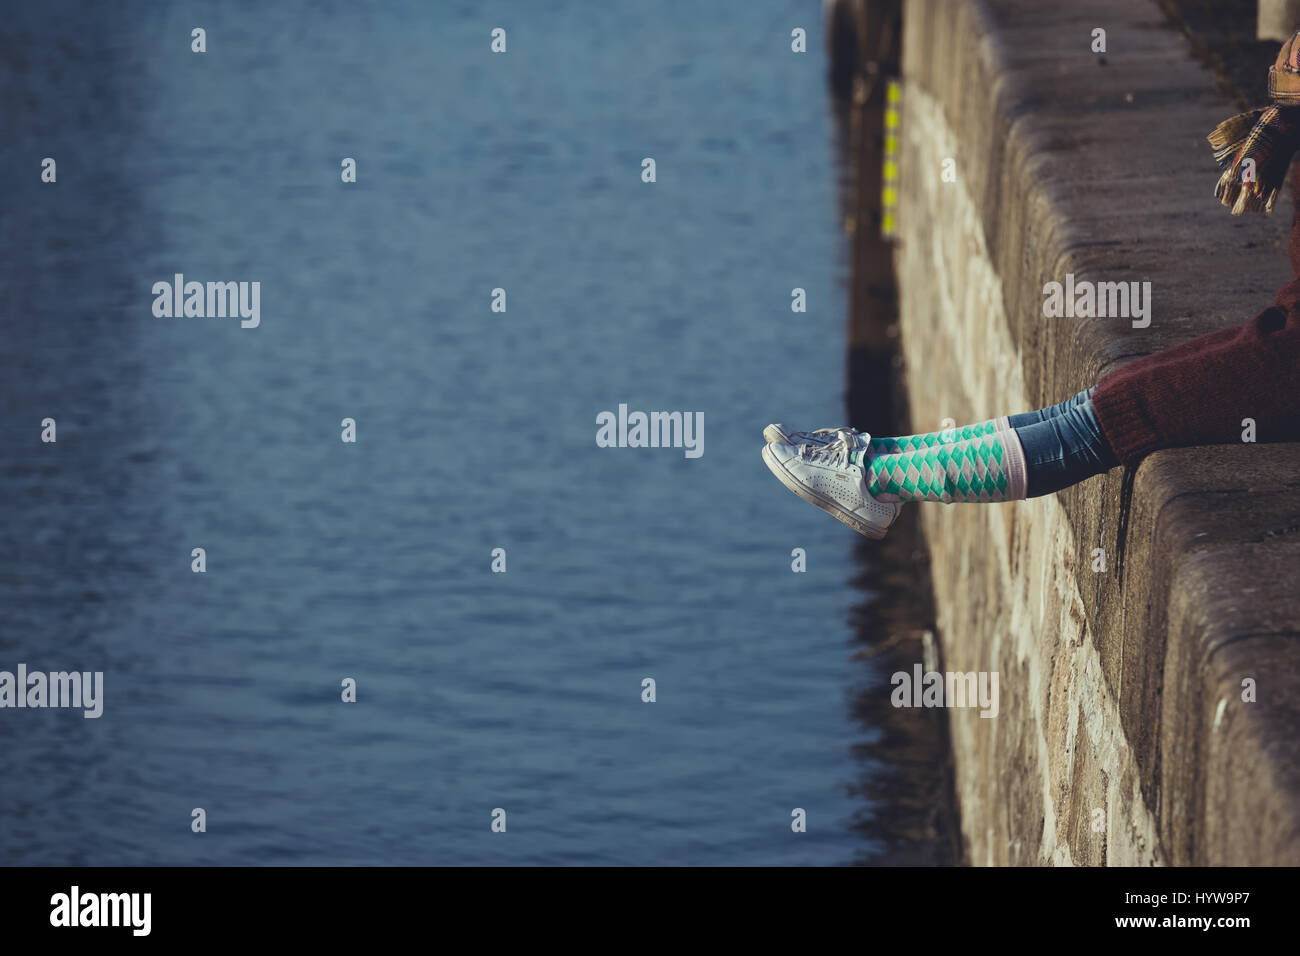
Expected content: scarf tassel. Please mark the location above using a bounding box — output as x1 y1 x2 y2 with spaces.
1207 106 1300 215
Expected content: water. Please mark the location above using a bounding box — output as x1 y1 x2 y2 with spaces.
2 0 909 865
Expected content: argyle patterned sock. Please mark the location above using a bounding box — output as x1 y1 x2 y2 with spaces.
867 417 1009 454
853 428 1027 503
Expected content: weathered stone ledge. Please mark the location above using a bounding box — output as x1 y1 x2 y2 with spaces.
892 0 1300 865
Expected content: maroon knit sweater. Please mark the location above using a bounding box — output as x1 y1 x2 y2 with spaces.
1092 185 1300 465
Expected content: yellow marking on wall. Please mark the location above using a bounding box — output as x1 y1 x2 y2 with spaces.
882 79 901 239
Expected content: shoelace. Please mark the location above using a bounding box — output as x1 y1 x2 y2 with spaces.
812 426 870 444
798 429 857 467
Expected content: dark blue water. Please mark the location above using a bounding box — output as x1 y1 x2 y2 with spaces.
0 0 884 865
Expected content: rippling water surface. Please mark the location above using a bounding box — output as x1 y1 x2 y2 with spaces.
0 0 919 865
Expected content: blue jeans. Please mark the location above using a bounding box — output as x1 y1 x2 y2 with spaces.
1007 387 1119 498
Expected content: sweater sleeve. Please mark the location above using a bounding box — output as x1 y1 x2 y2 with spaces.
1092 181 1300 465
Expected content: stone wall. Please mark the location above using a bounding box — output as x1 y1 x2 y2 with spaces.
892 0 1300 865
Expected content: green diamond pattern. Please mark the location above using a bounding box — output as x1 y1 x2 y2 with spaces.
866 429 1017 504
870 418 1001 455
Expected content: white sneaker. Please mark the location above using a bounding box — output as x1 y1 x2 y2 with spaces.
761 431 903 539
763 423 867 446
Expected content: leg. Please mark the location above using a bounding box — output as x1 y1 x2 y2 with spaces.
1011 390 1119 498
867 386 1097 455
859 388 1116 503
858 426 1028 503
1004 386 1097 429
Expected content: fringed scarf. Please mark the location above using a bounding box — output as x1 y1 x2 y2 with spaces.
1208 29 1300 215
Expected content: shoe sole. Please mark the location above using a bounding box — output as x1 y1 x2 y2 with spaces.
762 444 893 540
